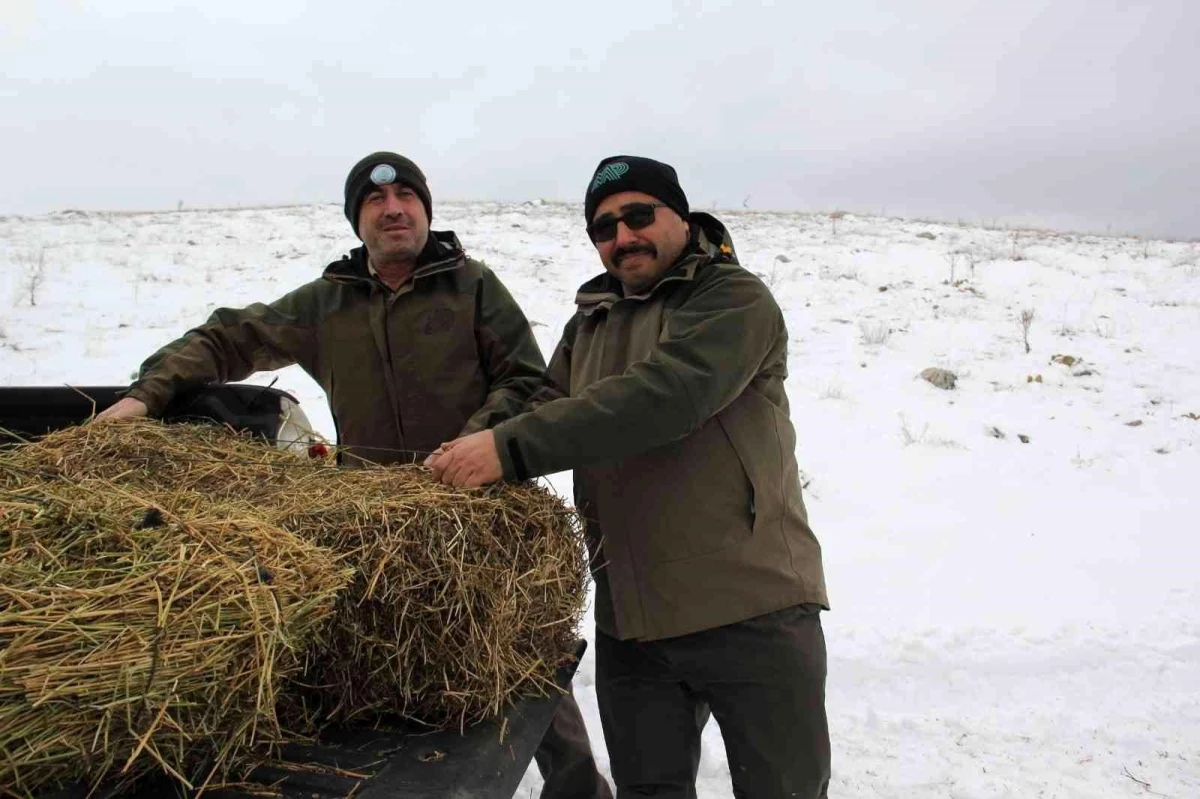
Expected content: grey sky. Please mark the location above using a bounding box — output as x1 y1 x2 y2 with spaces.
3 0 1197 238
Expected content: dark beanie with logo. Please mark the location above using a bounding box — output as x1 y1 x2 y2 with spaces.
583 155 689 223
343 152 433 238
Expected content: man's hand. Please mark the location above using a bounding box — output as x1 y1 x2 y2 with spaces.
94 397 149 422
424 430 503 488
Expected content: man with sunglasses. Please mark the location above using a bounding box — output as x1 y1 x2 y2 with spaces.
427 155 832 798
94 151 613 799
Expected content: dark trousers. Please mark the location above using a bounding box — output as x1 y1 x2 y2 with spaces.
535 686 613 799
595 604 830 799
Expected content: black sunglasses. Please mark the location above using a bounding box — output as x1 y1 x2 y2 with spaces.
587 202 666 243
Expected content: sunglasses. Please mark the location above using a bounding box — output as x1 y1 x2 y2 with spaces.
587 202 667 243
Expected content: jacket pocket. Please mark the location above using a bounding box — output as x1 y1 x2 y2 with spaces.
713 388 793 532
635 417 756 566
716 412 757 525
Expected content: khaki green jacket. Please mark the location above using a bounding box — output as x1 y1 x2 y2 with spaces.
494 214 828 641
129 232 546 464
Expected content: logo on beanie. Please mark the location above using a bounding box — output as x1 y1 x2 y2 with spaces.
370 164 397 186
590 162 630 193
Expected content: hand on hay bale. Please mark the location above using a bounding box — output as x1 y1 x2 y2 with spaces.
424 430 503 488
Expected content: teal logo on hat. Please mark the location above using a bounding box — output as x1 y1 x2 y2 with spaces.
590 161 630 192
370 164 397 185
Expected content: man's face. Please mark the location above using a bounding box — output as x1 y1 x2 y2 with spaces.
590 190 690 295
358 182 429 263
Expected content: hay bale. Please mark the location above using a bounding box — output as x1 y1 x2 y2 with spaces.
0 480 350 795
4 419 590 734
7 418 310 500
271 469 589 730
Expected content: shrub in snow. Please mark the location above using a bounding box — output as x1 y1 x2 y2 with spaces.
1018 308 1036 353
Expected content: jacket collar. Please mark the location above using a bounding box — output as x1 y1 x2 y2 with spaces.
575 212 739 315
322 230 466 287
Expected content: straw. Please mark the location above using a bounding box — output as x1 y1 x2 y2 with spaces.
0 478 350 796
0 419 588 794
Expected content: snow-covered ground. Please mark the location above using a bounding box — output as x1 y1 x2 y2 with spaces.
2 202 1197 798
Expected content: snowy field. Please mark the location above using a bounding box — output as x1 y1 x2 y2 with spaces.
2 201 1197 798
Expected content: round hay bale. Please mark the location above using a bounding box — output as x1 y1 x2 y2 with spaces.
270 468 589 730
0 480 351 795
5 420 591 734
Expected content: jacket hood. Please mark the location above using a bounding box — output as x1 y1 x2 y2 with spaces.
690 211 739 265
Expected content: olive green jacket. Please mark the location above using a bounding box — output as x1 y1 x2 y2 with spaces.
493 213 828 641
128 232 546 464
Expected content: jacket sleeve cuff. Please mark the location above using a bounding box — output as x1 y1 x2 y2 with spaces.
123 383 170 417
493 420 531 482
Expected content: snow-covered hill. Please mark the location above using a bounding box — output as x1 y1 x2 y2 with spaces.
2 202 1197 798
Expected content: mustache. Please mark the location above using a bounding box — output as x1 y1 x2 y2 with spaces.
612 244 657 266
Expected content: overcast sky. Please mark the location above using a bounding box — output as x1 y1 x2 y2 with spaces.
3 0 1197 238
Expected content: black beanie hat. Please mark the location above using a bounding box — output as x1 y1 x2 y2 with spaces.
583 155 689 223
343 152 432 237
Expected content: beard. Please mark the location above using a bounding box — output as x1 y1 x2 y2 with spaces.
367 220 427 267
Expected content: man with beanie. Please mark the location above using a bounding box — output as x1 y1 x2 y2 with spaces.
96 152 613 799
427 155 832 798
